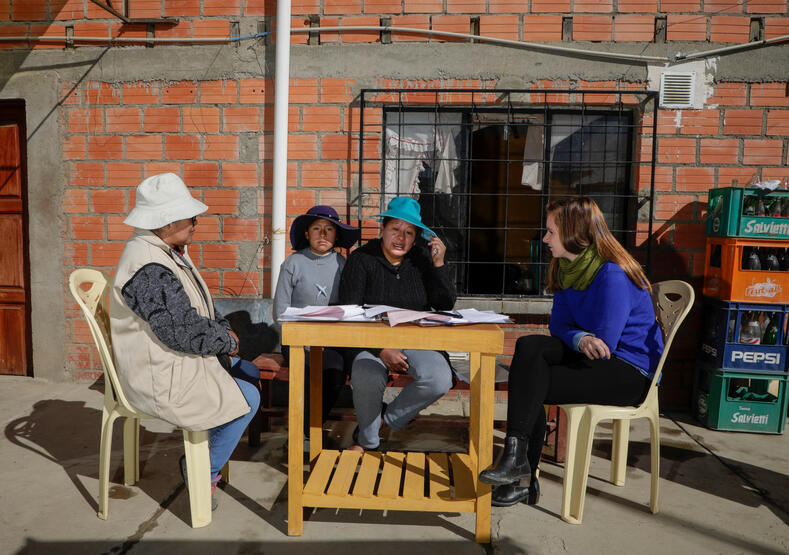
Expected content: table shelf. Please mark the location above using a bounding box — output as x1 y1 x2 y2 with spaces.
302 449 478 512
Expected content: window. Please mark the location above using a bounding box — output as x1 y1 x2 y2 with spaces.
354 89 658 300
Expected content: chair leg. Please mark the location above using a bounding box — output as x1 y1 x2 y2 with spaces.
648 412 661 514
122 417 140 486
610 419 630 487
98 407 120 520
183 430 212 528
560 406 586 524
566 410 600 525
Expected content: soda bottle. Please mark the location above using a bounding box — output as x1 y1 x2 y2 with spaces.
739 311 761 344
755 196 766 216
782 195 789 218
743 195 756 216
762 312 779 345
763 247 780 271
765 196 781 216
742 246 761 270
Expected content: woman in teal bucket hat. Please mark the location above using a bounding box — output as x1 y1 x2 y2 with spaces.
338 196 456 452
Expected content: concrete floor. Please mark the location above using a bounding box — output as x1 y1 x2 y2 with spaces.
1 375 787 555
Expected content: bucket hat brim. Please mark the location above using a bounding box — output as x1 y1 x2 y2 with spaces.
123 173 208 230
373 197 436 239
290 205 361 250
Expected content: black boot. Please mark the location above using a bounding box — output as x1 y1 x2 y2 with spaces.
491 475 541 507
479 436 531 486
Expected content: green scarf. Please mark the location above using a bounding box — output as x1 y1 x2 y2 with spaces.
557 245 606 291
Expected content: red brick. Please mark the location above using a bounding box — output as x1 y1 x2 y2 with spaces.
107 216 133 240
717 166 755 187
364 0 402 13
64 242 90 267
574 0 612 12
192 20 231 39
203 0 240 16
73 22 110 40
87 136 123 160
766 110 789 135
92 189 126 213
666 15 706 41
144 107 180 132
154 20 192 38
432 15 471 41
655 194 697 220
191 216 220 241
126 135 162 160
183 162 219 187
723 109 763 135
747 0 786 14
222 162 258 187
164 0 201 17
259 134 274 160
661 0 700 11
200 80 238 104
324 0 362 15
405 0 441 12
323 134 356 160
107 162 142 187
71 216 105 240
203 190 240 213
520 15 562 41
70 162 105 187
122 82 160 105
127 0 161 17
144 162 180 176
182 107 220 133
68 108 104 133
0 24 28 49
239 78 268 104
223 106 260 132
618 0 658 11
53 0 85 19
710 16 750 43
707 82 747 106
672 223 707 249
479 15 519 40
765 17 789 39
301 106 342 132
63 189 90 213
223 218 259 241
751 83 789 107
84 83 121 105
675 166 714 192
110 23 148 41
704 0 743 14
29 23 67 49
679 109 720 135
302 162 341 187
391 15 430 41
489 0 529 13
106 107 142 133
289 0 321 15
573 15 613 41
164 135 201 159
202 244 238 268
320 78 355 103
338 16 380 42
287 134 318 159
531 0 570 11
700 138 739 164
91 243 125 267
204 135 239 160
614 15 654 41
12 0 47 20
743 138 783 165
658 137 696 163
161 81 198 104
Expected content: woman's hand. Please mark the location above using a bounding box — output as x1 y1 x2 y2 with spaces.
380 348 409 373
579 334 610 360
227 329 240 356
428 236 446 267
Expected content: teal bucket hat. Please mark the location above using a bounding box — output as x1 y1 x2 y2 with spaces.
374 197 436 240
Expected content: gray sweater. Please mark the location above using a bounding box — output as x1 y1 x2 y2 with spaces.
273 248 346 321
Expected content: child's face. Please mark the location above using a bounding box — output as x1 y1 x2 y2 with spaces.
305 218 337 255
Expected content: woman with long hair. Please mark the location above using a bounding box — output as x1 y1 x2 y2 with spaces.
479 196 664 507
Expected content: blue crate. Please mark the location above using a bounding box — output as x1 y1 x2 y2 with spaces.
698 297 789 373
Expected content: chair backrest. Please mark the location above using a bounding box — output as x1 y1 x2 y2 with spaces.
647 280 695 392
68 269 137 414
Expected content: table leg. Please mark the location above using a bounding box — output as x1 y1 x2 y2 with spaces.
309 346 323 463
471 352 495 543
288 346 305 536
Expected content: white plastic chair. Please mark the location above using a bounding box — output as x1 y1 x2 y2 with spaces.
69 268 221 528
559 280 694 524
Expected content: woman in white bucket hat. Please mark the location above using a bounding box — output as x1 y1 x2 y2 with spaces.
109 173 260 509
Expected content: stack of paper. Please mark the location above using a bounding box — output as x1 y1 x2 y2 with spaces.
280 304 511 326
279 305 372 321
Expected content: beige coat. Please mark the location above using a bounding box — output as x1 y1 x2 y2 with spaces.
110 230 249 431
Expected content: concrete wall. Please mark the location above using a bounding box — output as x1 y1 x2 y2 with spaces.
1 2 788 406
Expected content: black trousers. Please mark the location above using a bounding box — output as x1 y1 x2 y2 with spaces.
506 335 651 470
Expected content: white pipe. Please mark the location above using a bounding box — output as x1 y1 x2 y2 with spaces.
270 0 292 297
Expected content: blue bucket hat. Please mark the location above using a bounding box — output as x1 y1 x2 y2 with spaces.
374 197 436 240
290 205 360 250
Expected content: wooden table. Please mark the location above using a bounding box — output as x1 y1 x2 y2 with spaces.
282 321 504 543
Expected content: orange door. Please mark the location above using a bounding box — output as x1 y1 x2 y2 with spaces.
0 103 31 376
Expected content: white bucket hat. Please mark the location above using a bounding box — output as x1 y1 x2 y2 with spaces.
124 173 208 230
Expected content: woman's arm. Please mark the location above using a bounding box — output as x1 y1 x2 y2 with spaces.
273 258 296 321
121 263 236 355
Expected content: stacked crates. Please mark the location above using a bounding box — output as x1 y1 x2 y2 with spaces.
697 187 789 433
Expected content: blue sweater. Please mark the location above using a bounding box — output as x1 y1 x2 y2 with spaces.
549 262 664 379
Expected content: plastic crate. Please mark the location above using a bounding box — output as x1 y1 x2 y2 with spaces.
693 366 788 434
703 237 789 303
707 187 789 239
698 297 789 373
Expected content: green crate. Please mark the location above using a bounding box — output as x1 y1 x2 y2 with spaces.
693 366 788 434
707 187 789 239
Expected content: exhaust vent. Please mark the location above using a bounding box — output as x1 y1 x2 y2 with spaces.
659 71 695 108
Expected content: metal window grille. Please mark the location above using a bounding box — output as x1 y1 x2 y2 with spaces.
354 89 659 299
